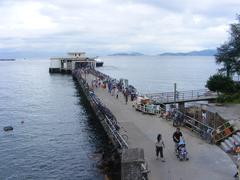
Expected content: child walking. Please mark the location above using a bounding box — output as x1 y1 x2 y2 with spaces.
155 134 165 162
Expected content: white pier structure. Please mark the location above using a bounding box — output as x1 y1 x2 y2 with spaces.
49 52 96 73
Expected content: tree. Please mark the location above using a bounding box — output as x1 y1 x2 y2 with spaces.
229 15 240 57
206 74 235 94
215 15 240 77
215 43 236 77
230 15 240 75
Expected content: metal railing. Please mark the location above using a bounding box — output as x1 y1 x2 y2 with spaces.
89 90 128 149
105 116 129 149
145 89 217 103
157 103 214 142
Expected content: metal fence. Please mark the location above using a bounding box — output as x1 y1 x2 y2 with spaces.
146 89 217 103
157 103 214 142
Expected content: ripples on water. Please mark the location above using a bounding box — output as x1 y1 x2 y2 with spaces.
0 60 111 180
98 56 218 93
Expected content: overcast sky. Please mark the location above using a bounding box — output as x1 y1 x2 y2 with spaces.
0 0 240 56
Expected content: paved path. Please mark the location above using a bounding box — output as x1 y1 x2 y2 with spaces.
86 74 236 180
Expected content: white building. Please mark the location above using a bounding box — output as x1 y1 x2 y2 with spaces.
49 52 96 73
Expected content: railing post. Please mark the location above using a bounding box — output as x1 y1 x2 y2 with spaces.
174 83 177 104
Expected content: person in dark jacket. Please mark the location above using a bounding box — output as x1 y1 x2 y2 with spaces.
173 127 183 152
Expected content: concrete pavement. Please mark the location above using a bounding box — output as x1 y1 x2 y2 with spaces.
86 74 236 180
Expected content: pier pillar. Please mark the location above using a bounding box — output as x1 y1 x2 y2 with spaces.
121 148 145 180
178 102 185 113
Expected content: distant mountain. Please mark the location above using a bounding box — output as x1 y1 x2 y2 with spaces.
109 52 145 56
159 49 217 56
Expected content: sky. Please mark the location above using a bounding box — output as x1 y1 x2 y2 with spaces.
0 0 240 57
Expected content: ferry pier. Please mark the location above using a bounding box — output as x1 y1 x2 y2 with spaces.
50 53 237 180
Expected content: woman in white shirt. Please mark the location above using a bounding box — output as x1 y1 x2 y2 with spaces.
155 134 165 162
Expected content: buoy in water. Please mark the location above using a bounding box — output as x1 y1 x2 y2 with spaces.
3 126 13 131
21 121 24 124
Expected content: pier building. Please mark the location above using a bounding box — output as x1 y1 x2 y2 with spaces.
49 52 96 73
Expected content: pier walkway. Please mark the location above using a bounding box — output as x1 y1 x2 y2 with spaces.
85 73 235 180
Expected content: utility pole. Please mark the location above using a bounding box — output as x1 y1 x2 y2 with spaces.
174 83 177 106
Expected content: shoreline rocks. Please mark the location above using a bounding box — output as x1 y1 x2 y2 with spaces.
3 126 13 131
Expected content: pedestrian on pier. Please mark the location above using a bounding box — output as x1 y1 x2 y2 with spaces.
111 86 116 96
108 82 112 93
98 80 101 88
173 127 183 153
116 88 119 99
91 80 95 90
155 134 165 162
124 88 128 104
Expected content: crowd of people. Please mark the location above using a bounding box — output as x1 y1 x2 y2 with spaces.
87 68 137 105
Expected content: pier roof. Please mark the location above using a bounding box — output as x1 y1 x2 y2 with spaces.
50 57 94 62
68 52 85 54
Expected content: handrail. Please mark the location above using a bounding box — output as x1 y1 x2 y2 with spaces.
105 116 128 149
145 89 217 103
185 115 213 129
157 102 213 140
146 89 210 96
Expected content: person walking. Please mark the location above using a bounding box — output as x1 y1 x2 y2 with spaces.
173 127 183 153
124 88 128 104
116 88 119 99
155 134 165 162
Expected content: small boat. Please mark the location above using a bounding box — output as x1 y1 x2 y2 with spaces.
96 61 104 67
94 56 104 67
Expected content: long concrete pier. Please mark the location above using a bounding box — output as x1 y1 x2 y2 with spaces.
81 71 236 180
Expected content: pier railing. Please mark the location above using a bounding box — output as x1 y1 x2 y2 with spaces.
105 116 129 149
157 103 214 142
145 89 217 104
90 91 128 149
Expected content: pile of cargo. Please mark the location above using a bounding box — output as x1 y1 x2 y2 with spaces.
134 96 160 115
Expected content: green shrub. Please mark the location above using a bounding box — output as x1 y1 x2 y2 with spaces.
206 74 236 94
217 92 240 103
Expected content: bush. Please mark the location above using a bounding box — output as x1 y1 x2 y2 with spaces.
206 74 236 94
217 92 240 103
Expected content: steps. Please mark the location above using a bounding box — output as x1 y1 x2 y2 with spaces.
220 131 240 152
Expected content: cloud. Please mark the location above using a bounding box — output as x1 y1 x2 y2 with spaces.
0 0 239 56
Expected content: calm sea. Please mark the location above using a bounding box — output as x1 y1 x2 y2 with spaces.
0 56 218 179
0 60 111 180
98 56 218 93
